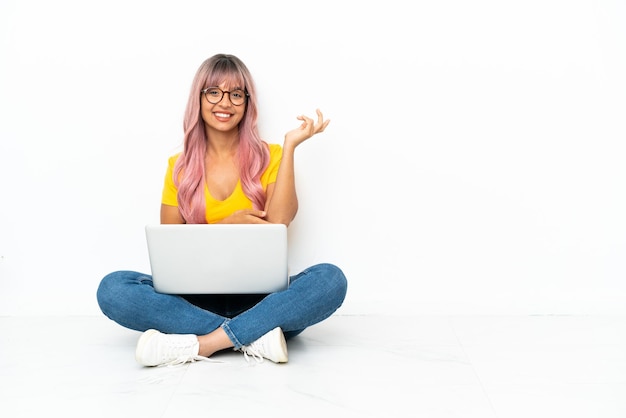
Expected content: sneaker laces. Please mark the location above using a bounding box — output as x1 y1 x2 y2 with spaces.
158 353 219 368
240 343 265 364
149 335 221 367
237 327 288 364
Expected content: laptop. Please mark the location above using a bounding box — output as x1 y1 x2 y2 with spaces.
145 223 289 294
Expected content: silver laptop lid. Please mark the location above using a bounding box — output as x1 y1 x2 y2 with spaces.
145 223 289 294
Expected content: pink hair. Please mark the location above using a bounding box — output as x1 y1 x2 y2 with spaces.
173 54 270 224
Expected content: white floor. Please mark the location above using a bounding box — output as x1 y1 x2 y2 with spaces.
1 314 625 418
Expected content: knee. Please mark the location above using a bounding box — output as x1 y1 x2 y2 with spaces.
314 263 348 300
96 272 118 314
96 270 137 314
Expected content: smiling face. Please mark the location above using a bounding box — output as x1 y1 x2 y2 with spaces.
200 81 247 136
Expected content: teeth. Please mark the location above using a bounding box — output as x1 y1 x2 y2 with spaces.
215 113 230 118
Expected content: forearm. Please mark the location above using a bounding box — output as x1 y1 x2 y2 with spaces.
264 143 298 225
160 204 185 224
264 109 329 225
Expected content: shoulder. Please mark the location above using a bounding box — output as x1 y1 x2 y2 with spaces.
266 142 282 159
167 152 182 167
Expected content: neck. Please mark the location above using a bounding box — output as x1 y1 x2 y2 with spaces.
206 130 239 159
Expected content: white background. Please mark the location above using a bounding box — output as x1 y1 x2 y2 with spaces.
0 0 624 316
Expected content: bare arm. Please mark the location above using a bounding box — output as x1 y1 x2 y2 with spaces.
163 202 269 225
160 204 185 224
264 109 330 225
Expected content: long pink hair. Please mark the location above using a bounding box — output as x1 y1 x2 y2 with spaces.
173 54 270 224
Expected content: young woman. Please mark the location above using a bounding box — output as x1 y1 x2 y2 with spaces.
96 53 347 366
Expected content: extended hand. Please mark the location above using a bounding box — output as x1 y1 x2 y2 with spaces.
284 109 330 148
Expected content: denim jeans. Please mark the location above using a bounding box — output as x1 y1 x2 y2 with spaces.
96 263 347 349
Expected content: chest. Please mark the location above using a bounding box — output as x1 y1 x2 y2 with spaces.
205 160 239 201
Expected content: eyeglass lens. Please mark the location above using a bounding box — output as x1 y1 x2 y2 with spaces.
203 87 246 105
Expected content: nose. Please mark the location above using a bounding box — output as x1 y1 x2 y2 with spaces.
217 92 232 106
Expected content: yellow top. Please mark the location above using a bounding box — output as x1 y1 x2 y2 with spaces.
161 143 282 223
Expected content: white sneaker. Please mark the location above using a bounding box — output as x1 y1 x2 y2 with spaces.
135 329 207 367
240 327 288 363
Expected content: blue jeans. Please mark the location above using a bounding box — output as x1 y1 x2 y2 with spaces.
96 263 347 349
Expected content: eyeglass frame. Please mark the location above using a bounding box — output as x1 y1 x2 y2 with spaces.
201 86 249 106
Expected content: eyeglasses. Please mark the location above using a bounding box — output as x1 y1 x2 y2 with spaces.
201 86 248 106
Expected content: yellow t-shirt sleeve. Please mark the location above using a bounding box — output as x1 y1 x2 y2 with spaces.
262 143 282 187
161 153 180 207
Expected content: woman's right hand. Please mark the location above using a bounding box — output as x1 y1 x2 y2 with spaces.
219 209 269 224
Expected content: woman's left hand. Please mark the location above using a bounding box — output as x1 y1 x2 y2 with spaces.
284 109 330 149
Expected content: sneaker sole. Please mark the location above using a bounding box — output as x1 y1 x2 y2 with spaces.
135 329 160 366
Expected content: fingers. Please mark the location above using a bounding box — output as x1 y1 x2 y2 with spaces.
244 209 267 220
285 109 330 146
298 109 330 134
225 209 267 224
313 109 330 133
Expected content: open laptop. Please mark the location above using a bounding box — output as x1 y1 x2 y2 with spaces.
145 224 289 294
